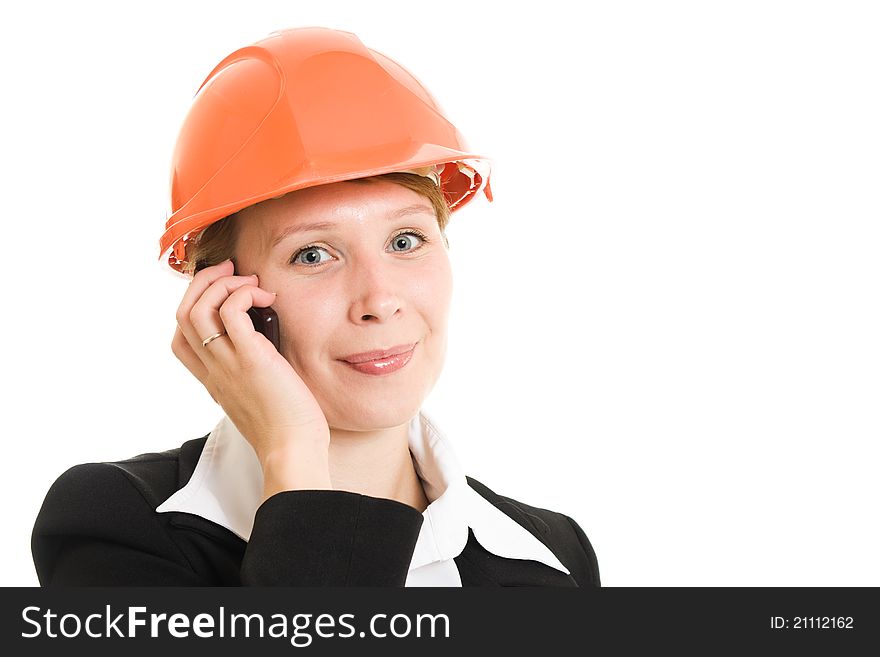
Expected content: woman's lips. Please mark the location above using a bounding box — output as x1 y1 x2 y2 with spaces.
339 343 416 376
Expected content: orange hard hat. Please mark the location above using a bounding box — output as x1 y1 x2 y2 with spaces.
159 27 492 272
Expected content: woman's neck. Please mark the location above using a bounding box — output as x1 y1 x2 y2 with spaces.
327 422 429 513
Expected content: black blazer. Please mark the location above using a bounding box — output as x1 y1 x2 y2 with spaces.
32 436 600 587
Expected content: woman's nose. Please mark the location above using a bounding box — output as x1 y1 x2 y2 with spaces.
347 259 404 323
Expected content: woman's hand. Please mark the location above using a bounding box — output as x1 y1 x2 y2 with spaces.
171 260 332 499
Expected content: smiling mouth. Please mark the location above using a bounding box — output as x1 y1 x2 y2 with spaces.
339 344 417 376
340 343 417 364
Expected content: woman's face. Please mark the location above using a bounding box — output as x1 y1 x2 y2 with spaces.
233 180 453 432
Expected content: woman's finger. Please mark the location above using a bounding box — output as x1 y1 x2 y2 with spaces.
182 274 263 362
218 285 279 359
175 260 234 327
175 261 235 354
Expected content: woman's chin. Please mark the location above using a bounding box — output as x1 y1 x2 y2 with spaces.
323 395 425 433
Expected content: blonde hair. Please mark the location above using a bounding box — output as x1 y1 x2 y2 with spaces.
185 172 450 275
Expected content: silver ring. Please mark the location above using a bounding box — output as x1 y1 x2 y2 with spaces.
201 331 227 347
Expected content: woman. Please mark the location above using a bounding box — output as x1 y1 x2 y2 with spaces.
32 27 600 587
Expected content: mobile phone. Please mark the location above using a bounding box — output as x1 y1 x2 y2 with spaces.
194 260 282 352
247 306 281 352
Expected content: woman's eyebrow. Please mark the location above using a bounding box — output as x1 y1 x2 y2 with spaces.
390 203 434 219
271 221 336 248
270 204 434 247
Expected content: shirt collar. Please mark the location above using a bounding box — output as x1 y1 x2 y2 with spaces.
157 411 569 575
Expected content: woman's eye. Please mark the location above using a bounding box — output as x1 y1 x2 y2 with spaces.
390 232 424 252
291 232 426 266
291 246 333 266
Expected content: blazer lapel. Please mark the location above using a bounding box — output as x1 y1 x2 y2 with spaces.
455 529 577 587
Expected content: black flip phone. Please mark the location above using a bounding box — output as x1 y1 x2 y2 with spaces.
247 305 281 352
194 260 282 352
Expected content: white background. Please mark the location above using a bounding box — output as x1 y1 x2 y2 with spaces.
2 0 877 586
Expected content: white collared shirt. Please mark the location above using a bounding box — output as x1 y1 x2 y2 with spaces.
157 410 569 586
